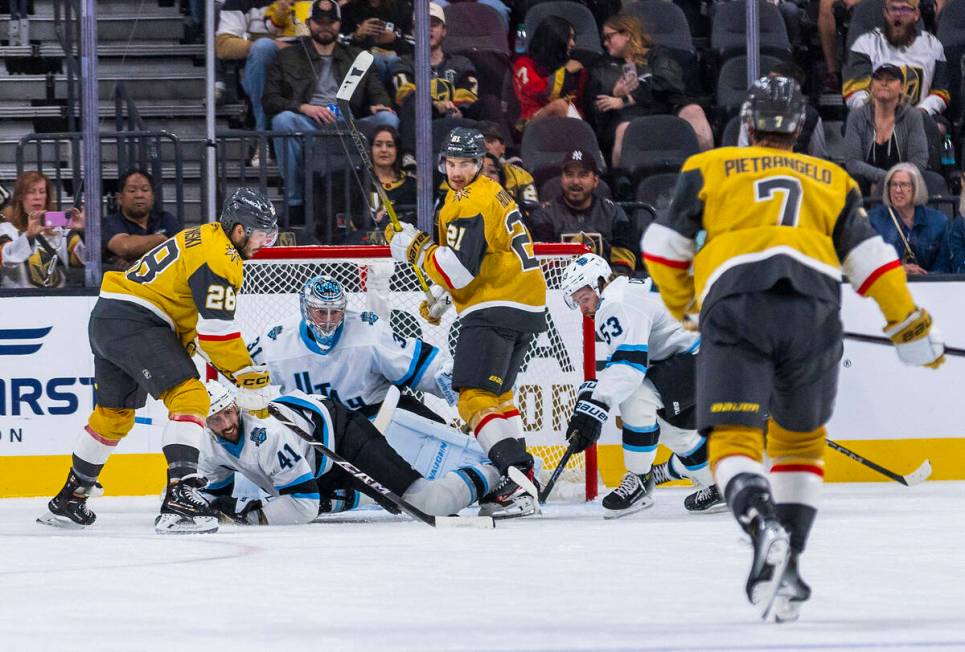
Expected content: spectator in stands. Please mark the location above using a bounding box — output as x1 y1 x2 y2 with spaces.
370 125 416 226
513 16 592 130
0 171 86 288
941 187 965 273
391 4 479 119
526 149 637 274
479 121 538 209
867 162 949 274
842 63 928 195
101 169 181 271
588 14 712 165
216 0 301 137
817 0 859 93
264 0 399 219
843 0 950 121
340 0 415 84
738 62 828 158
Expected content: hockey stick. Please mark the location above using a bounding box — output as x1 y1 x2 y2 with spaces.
267 403 494 528
844 332 965 357
373 385 400 434
334 51 434 300
827 439 932 487
538 441 577 504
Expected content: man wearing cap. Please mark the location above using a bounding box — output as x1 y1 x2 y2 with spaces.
479 121 539 211
391 3 479 119
526 149 639 275
843 0 950 117
264 0 399 215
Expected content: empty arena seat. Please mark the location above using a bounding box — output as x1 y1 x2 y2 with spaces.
716 55 783 116
619 115 700 180
443 3 509 55
711 0 791 62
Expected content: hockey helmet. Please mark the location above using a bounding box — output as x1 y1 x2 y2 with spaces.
741 75 806 136
300 275 348 352
219 187 279 255
560 253 612 309
438 126 486 172
205 380 236 417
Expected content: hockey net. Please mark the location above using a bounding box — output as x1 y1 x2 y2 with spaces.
235 243 598 502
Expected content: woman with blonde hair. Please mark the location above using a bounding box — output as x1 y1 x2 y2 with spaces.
0 170 86 288
587 13 713 166
866 162 949 275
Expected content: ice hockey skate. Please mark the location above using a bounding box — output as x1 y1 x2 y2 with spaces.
602 471 655 519
478 466 540 519
154 474 219 534
37 471 96 529
745 515 791 621
684 484 726 513
771 553 811 623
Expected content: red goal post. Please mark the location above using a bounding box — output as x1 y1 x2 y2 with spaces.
233 242 598 501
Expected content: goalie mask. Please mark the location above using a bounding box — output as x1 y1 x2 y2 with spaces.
300 275 348 352
560 253 612 310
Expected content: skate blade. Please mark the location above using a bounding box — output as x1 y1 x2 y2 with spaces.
36 512 89 530
772 595 802 624
479 496 540 520
434 515 495 529
752 536 791 622
154 514 219 535
602 497 655 520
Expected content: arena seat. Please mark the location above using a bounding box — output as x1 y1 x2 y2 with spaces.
716 55 783 117
524 1 602 55
619 115 699 181
937 0 965 123
443 3 509 55
711 0 791 62
635 172 679 219
721 114 742 147
520 117 606 187
622 0 701 93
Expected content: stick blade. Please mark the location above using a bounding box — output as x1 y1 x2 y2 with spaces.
336 51 375 101
434 516 495 529
902 459 932 486
508 466 540 501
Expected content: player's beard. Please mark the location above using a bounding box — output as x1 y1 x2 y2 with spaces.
884 20 917 48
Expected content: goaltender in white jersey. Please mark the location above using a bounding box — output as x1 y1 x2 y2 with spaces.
249 275 454 420
199 382 499 525
560 254 723 517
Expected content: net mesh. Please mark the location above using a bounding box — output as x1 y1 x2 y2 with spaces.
237 246 594 501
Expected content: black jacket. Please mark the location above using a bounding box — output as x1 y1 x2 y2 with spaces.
263 37 393 118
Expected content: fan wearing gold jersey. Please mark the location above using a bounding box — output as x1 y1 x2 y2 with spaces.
643 77 945 622
384 127 548 519
39 188 279 535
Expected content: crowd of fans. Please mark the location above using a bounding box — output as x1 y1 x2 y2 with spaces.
4 0 965 285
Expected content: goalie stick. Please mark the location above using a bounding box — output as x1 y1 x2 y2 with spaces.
334 51 434 301
266 403 495 529
538 441 577 504
827 440 932 487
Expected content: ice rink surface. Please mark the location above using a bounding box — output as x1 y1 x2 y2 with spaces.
1 482 963 652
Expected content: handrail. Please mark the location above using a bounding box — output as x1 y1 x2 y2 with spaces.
16 130 186 225
51 0 81 133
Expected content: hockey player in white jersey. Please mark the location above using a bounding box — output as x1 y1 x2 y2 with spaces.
560 254 723 518
249 275 455 422
199 381 500 524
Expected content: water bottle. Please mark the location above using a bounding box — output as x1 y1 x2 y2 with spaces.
514 24 527 55
327 102 342 121
941 135 955 169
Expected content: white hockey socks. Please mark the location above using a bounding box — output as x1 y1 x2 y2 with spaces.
770 461 822 553
161 415 204 480
70 426 119 486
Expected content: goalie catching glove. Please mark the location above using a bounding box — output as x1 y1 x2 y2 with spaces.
419 284 452 326
385 223 434 270
884 307 945 369
565 387 609 454
229 364 275 412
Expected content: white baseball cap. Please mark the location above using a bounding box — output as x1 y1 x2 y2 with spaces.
430 2 446 24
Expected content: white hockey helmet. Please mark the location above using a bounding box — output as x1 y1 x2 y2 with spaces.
205 380 236 417
300 275 348 351
560 253 612 309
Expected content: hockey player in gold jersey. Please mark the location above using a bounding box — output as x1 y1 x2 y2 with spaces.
385 127 547 518
39 188 279 534
643 77 945 621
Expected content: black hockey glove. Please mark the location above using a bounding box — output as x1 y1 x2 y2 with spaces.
576 380 598 402
565 396 609 454
209 496 264 525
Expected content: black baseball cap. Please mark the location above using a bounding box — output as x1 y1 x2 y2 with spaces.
872 63 904 81
310 0 341 22
478 121 504 141
561 149 599 174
